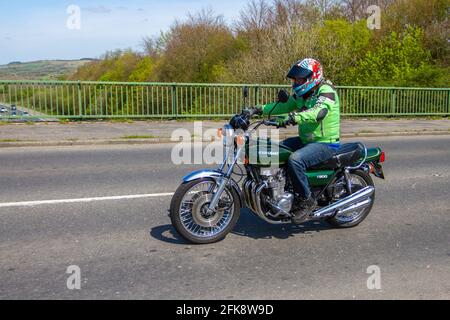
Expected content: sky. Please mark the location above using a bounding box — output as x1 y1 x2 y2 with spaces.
0 0 247 65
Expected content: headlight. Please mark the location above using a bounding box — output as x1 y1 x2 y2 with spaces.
222 124 234 146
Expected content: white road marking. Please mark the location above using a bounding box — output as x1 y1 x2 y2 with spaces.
0 193 175 208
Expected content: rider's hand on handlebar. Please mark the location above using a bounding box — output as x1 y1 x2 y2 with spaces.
275 116 288 128
242 105 263 117
263 119 277 127
275 113 297 128
252 105 263 116
286 113 297 126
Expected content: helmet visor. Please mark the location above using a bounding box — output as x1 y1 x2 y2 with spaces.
286 64 313 80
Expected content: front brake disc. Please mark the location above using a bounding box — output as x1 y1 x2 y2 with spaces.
191 194 225 227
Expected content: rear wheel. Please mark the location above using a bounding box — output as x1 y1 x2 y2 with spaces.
327 170 375 228
169 178 241 244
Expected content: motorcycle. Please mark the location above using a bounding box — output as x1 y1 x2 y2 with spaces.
169 90 385 244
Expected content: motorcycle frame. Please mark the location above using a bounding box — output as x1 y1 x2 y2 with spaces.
182 124 378 222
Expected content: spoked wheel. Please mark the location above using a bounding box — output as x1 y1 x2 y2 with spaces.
327 170 375 228
169 178 241 244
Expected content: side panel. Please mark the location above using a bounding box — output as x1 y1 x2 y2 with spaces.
306 170 335 187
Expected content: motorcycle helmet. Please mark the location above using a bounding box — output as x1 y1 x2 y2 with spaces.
287 58 324 97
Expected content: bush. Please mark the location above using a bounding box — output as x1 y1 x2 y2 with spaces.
348 27 440 87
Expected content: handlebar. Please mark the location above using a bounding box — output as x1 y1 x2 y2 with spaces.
263 119 279 127
231 107 294 131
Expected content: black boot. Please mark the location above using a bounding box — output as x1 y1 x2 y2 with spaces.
291 195 317 224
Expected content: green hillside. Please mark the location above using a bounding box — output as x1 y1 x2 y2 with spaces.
0 59 95 80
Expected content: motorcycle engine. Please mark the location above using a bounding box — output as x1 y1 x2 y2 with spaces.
258 168 294 216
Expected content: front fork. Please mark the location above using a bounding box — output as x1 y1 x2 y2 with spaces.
206 144 243 214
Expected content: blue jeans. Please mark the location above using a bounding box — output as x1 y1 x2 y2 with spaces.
282 137 336 199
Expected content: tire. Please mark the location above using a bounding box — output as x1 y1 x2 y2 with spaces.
327 170 375 228
169 178 241 244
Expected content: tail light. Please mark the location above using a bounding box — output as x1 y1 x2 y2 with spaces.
380 151 385 163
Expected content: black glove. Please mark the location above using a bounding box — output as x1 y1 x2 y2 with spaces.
275 116 289 128
275 113 297 128
286 113 297 126
242 105 263 117
251 105 263 116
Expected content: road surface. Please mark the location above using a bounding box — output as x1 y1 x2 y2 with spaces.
0 135 449 299
0 103 49 122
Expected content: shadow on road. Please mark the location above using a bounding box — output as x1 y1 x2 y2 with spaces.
231 208 334 240
149 225 190 245
150 208 334 245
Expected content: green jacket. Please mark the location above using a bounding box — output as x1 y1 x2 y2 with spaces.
262 82 340 145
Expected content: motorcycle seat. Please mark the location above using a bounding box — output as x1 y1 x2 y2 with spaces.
310 143 363 170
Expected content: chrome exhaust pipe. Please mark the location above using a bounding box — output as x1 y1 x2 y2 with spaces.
254 181 267 219
267 202 292 218
244 180 292 225
251 181 259 213
246 180 260 216
254 182 290 225
337 198 372 215
311 186 375 219
243 179 252 209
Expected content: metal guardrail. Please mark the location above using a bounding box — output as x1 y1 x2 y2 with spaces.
0 80 448 119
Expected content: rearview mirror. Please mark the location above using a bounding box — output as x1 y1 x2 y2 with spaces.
268 89 290 118
243 87 249 99
277 90 289 103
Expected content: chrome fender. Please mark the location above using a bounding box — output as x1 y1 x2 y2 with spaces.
182 169 245 209
182 169 224 183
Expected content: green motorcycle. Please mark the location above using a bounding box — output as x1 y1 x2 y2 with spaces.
170 92 385 244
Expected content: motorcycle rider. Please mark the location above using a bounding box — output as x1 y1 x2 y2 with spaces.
253 58 340 224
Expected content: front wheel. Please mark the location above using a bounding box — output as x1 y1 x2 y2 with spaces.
169 178 241 244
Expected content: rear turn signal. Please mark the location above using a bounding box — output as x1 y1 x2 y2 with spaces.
380 151 385 163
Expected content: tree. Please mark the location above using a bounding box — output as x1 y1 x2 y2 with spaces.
223 0 322 84
128 57 155 82
349 27 436 86
382 0 449 66
338 0 394 22
316 19 372 84
141 31 170 59
153 8 241 83
99 50 143 82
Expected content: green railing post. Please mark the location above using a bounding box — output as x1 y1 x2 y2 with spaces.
243 86 249 109
171 83 177 118
391 89 397 115
254 85 259 106
447 90 450 115
77 81 83 118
